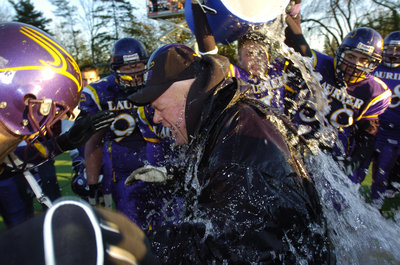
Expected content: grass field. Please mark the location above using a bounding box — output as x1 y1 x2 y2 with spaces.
0 152 77 231
52 151 76 197
0 153 399 231
359 164 400 220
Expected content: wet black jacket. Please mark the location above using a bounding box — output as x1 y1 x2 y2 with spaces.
149 55 333 264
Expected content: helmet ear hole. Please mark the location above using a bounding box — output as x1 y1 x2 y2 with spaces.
23 94 36 105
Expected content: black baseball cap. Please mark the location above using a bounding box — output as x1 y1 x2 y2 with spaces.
127 43 200 105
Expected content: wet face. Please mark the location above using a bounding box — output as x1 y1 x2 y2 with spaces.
151 79 194 145
238 40 269 78
82 70 100 87
117 63 146 87
338 50 371 83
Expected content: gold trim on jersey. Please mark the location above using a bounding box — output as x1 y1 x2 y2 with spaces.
138 107 160 143
311 50 318 68
84 85 102 111
358 89 392 120
228 64 235 77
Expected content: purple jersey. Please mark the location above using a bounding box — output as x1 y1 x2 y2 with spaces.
373 64 400 140
79 75 161 175
228 59 290 112
79 75 181 229
296 50 391 133
0 165 33 228
357 65 400 201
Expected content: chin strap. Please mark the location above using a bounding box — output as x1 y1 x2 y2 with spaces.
4 153 53 208
23 170 53 208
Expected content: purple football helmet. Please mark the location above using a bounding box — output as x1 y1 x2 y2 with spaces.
335 27 383 84
382 31 400 68
0 22 82 168
0 22 82 137
110 38 148 93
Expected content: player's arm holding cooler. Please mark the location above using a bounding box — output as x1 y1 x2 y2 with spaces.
191 0 218 55
284 0 312 57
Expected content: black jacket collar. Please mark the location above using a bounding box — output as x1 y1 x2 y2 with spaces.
185 54 233 139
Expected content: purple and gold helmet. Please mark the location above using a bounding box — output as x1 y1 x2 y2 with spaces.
382 31 400 68
335 27 383 83
110 38 148 93
0 22 82 139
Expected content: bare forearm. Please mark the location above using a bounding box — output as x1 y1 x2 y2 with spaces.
84 130 105 185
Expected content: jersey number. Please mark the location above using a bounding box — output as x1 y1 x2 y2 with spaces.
111 113 136 142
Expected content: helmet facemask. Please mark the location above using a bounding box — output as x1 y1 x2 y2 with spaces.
13 98 80 171
335 47 381 84
109 38 149 94
382 44 400 68
111 60 147 94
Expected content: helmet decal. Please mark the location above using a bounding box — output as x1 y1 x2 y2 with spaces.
356 42 375 56
387 39 400 46
0 25 82 92
122 53 140 63
0 22 83 170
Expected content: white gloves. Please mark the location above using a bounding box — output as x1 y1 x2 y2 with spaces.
125 165 173 186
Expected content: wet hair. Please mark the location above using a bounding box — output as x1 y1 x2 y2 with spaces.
238 31 269 51
237 31 271 67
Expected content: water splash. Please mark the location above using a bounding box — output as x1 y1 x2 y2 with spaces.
154 11 400 264
254 14 400 265
305 152 400 264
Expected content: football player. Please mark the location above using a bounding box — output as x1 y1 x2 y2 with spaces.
189 0 305 114
353 31 400 203
80 37 181 229
81 64 101 87
0 22 159 265
289 26 391 179
0 20 115 221
69 64 113 209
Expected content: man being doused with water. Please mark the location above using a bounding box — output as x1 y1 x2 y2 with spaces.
189 0 304 115
126 44 333 264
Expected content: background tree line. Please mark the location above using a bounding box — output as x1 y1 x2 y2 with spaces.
0 0 398 73
301 0 399 56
